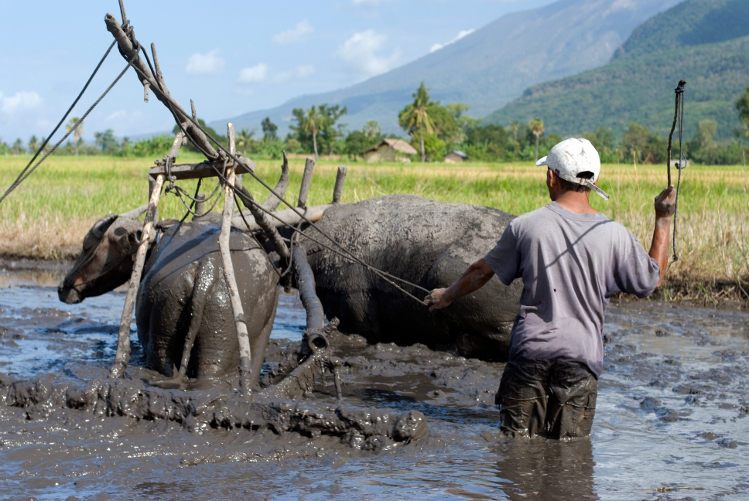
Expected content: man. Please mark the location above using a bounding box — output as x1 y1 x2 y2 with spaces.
425 138 676 439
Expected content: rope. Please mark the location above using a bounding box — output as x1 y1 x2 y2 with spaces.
166 180 221 217
233 194 283 279
0 63 131 205
234 195 431 305
0 41 117 205
120 40 432 306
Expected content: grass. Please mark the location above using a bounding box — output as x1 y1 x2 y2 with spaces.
0 154 747 298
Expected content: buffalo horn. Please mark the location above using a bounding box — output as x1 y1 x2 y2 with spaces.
91 214 119 239
119 203 149 220
259 151 290 212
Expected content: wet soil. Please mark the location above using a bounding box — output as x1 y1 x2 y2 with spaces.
0 269 748 500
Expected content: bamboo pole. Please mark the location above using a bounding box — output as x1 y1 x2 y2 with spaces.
218 123 253 396
109 174 164 379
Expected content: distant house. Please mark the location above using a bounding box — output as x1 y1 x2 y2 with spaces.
444 151 468 163
362 139 417 163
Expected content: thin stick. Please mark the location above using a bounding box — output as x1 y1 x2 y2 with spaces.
118 0 128 25
110 174 164 379
218 123 253 396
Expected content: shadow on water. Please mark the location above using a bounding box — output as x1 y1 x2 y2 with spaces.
0 271 747 499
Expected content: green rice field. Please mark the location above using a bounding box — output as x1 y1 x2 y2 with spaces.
0 154 747 298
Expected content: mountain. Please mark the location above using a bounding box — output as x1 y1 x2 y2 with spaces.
211 0 681 136
485 0 749 140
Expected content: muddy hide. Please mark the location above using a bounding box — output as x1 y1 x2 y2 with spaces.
299 195 522 361
136 220 279 383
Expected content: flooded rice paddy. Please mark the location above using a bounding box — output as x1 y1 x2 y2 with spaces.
0 265 747 500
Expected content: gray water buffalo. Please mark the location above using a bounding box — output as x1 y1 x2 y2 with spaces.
59 212 279 383
299 195 521 361
58 162 295 383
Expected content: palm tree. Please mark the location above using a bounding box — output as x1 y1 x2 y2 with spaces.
66 118 84 156
12 138 24 155
28 135 39 154
363 120 381 138
399 82 436 162
236 128 257 156
529 118 545 162
304 106 324 160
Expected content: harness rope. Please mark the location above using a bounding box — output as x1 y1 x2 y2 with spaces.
0 41 118 206
119 57 432 305
2 30 431 307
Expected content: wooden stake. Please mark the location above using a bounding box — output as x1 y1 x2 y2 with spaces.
218 123 253 396
110 174 164 379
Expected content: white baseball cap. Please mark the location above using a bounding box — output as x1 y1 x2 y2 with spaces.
536 138 610 200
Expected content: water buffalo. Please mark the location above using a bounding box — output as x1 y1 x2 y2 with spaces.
59 211 279 383
299 195 522 361
58 165 294 383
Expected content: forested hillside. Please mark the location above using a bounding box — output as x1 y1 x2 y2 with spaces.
485 0 749 140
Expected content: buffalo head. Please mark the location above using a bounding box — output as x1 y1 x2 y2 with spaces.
59 205 150 304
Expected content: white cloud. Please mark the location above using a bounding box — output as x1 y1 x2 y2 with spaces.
352 0 390 6
233 87 255 97
430 29 475 53
337 30 399 79
185 49 225 76
271 71 294 84
296 65 315 78
271 65 316 84
0 90 42 115
106 110 128 121
238 63 269 84
273 20 314 45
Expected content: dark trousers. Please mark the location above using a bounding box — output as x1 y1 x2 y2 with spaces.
495 359 597 439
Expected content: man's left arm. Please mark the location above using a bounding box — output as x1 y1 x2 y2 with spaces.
649 186 677 287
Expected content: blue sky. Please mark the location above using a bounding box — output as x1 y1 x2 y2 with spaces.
0 0 555 144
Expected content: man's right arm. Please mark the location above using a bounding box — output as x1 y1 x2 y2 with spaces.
649 186 677 287
425 259 495 312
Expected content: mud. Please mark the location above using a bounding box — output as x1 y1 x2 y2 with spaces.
0 271 748 499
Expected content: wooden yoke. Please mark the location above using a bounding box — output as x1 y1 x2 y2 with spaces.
218 123 254 397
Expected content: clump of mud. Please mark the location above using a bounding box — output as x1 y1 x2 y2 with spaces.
0 355 429 452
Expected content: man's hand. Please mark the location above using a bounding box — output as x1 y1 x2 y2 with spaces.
424 259 495 313
654 185 677 219
425 288 451 312
649 185 676 287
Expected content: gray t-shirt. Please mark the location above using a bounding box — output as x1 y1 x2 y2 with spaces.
484 202 660 377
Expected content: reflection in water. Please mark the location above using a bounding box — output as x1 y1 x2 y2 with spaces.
492 438 598 500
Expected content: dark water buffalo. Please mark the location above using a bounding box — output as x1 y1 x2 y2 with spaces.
59 212 279 382
300 195 521 361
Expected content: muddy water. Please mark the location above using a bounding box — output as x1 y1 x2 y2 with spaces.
0 269 747 500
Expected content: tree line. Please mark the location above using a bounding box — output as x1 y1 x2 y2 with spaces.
4 84 749 165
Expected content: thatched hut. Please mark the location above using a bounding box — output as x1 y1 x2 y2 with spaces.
362 139 417 163
445 151 468 163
